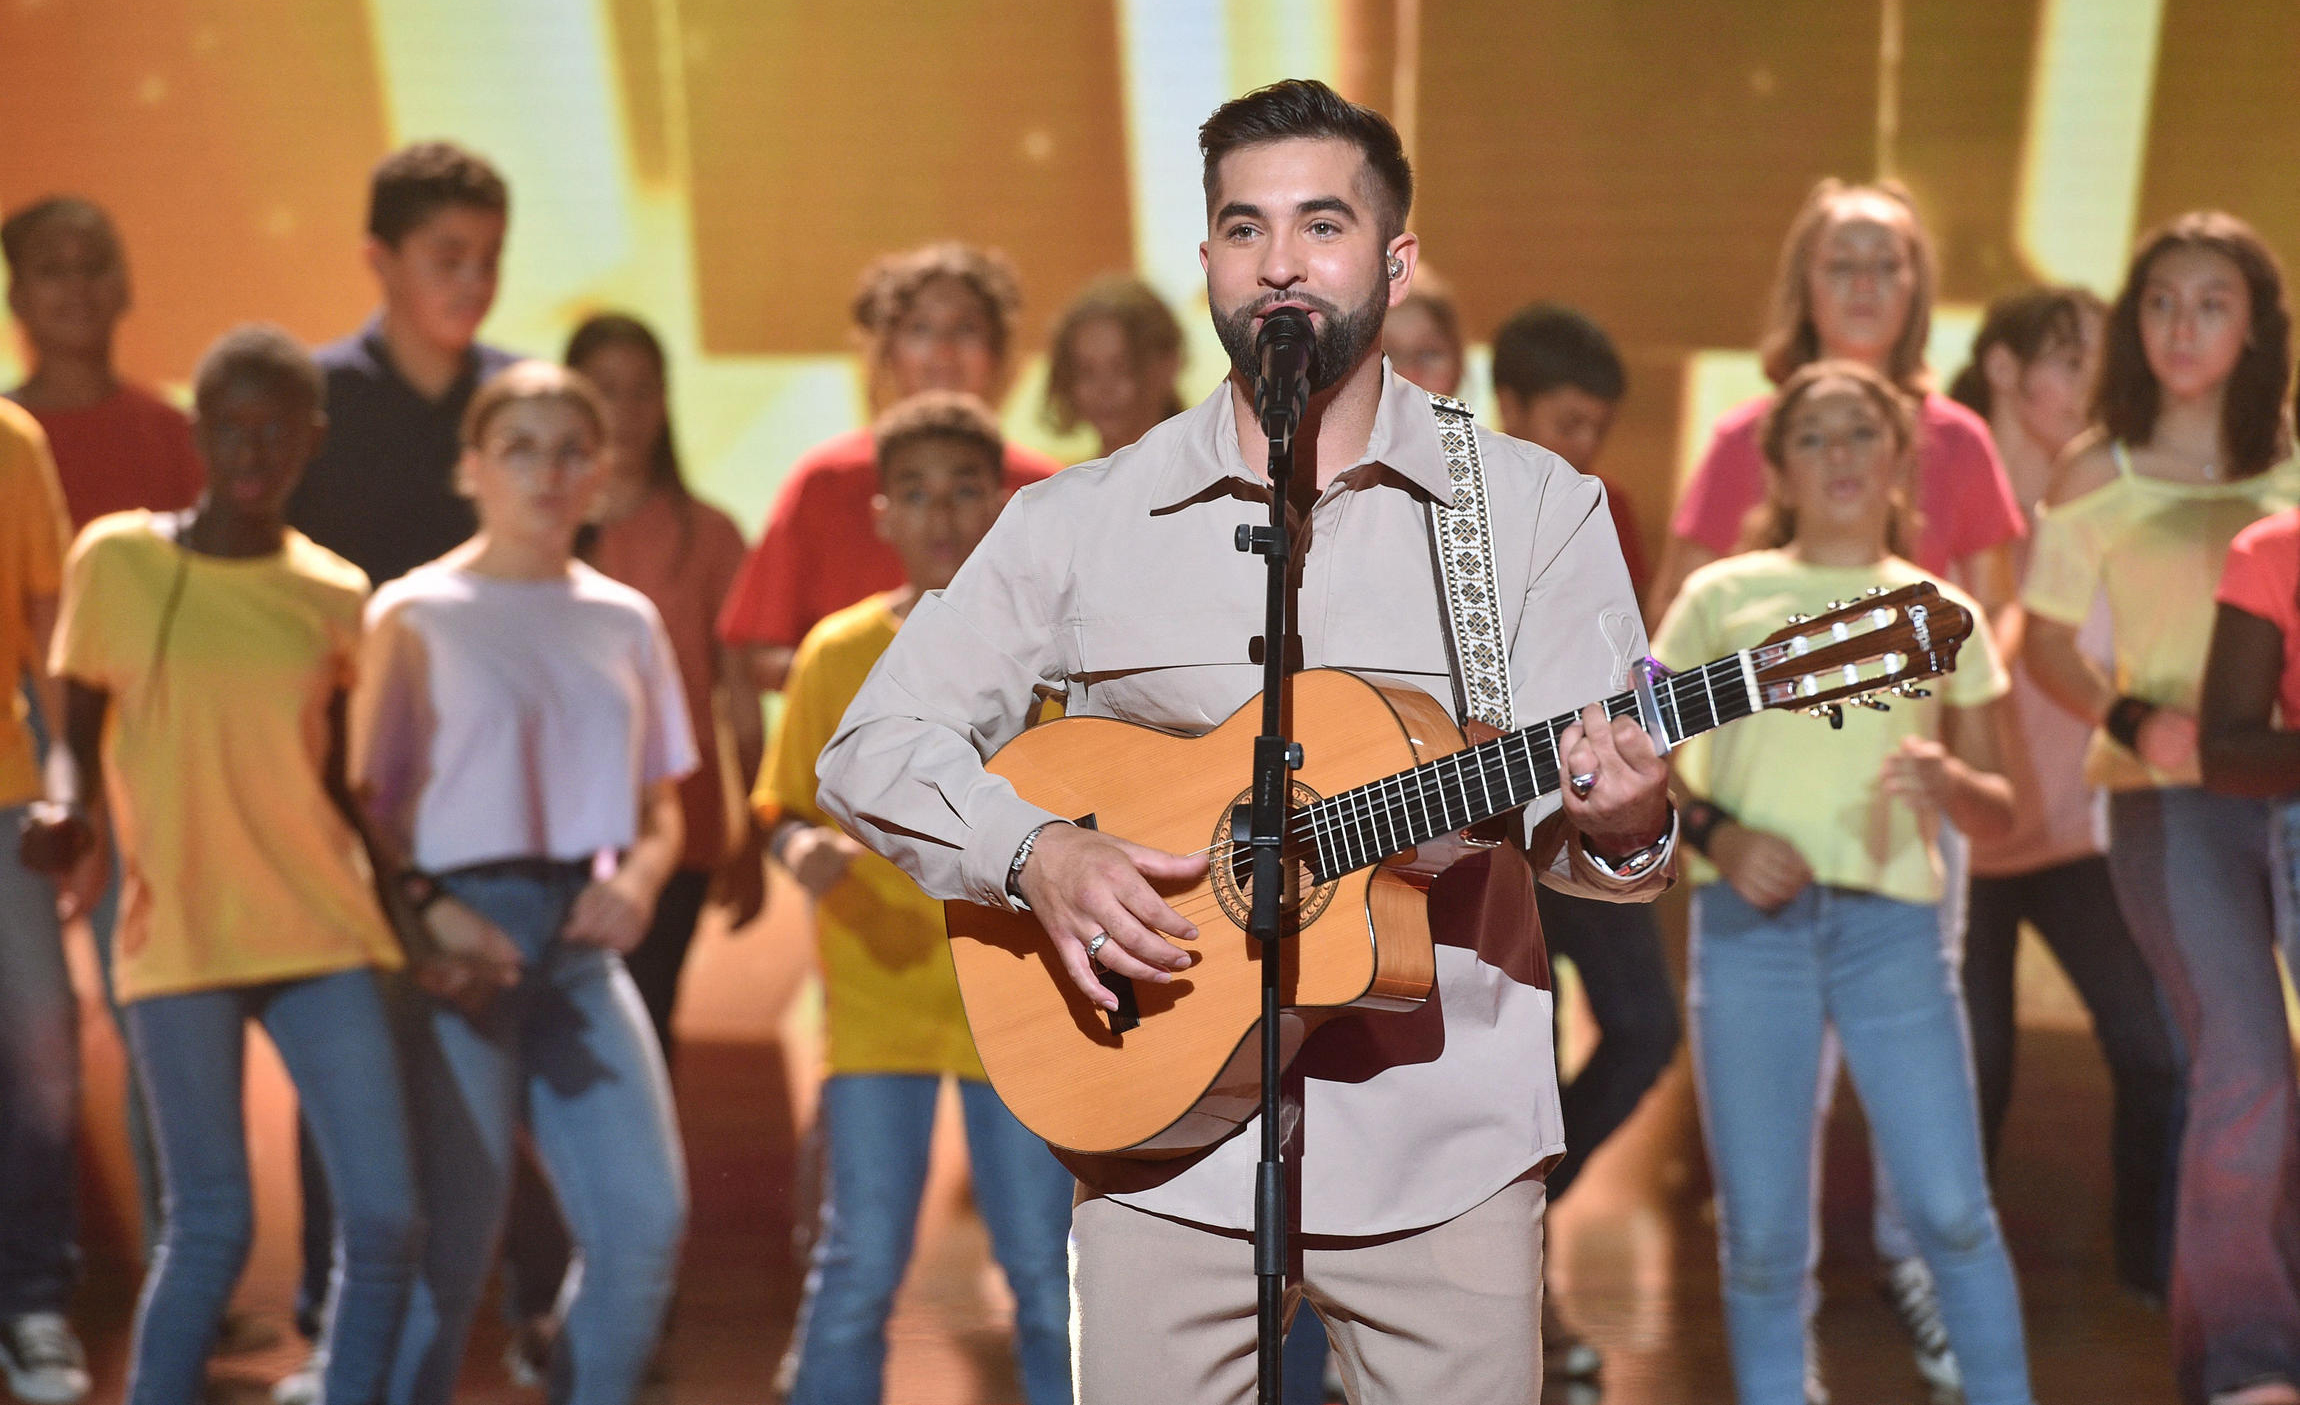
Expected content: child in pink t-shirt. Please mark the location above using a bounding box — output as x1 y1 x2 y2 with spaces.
1648 179 2024 621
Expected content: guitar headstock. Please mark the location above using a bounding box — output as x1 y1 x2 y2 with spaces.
1750 582 1971 724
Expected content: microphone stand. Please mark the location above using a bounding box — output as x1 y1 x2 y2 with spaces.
1238 322 1308 1405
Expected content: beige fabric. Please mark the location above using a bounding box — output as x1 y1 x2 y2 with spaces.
1069 1176 1546 1404
816 365 1672 1235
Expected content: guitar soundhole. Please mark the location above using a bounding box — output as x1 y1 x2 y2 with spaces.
1208 781 1339 931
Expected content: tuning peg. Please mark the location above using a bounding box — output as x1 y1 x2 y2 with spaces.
1865 586 1889 596
1854 695 1890 711
1785 612 1812 625
1825 599 1850 611
1891 682 1932 699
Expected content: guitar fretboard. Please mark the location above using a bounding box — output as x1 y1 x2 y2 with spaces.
1297 651 1758 881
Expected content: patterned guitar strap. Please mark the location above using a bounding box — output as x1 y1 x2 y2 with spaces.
1424 392 1518 734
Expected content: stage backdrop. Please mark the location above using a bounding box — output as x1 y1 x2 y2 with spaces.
5 0 2296 558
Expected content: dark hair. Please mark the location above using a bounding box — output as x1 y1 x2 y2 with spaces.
1947 285 2106 419
1198 79 1413 240
1 195 122 277
368 141 509 247
564 312 687 497
192 323 322 413
1759 179 1937 391
850 242 1022 408
461 360 607 450
1393 269 1461 350
1745 358 1918 557
871 391 1004 485
1042 275 1186 434
1490 302 1625 403
2095 211 2292 479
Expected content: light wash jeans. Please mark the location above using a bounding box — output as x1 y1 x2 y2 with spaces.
783 1074 1074 1405
387 862 687 1405
0 802 80 1317
122 966 420 1405
1690 883 2033 1405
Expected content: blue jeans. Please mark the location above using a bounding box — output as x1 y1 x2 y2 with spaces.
785 1074 1073 1405
1690 884 2033 1405
2121 789 2300 1401
0 802 80 1317
123 967 420 1405
388 863 687 1405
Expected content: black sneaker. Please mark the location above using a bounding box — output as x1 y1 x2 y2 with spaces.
0 1313 90 1405
1878 1256 1962 1402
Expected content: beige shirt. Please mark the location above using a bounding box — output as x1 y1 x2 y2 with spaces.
816 366 1673 1236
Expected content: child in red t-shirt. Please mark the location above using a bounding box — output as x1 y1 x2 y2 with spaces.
3 197 203 528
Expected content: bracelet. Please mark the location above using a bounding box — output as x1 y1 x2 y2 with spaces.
1005 820 1067 912
1682 798 1731 857
2104 695 2157 752
397 867 447 914
765 817 805 870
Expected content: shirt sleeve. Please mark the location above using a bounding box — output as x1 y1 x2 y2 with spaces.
1668 413 1763 556
2019 498 2102 627
347 599 434 847
757 622 846 831
716 471 815 650
49 529 117 687
1945 588 2013 708
814 500 1071 908
1926 407 2027 564
1508 456 1678 900
636 605 700 786
2217 513 2300 641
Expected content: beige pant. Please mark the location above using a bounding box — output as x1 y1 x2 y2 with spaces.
1069 1176 1545 1404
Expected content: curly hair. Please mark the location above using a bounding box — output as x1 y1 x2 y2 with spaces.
1758 179 1937 392
2095 210 2292 479
1042 275 1185 435
871 390 1005 484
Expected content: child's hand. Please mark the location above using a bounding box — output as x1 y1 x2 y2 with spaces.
2135 708 2199 774
413 898 523 1012
784 825 864 900
565 874 655 954
1708 822 1814 913
1878 735 1953 807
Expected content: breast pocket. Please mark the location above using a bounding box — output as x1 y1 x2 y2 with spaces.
1067 611 1264 733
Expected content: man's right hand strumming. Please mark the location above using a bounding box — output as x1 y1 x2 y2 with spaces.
1015 823 1208 1012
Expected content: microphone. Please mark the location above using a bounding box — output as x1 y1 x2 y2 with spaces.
1254 307 1315 442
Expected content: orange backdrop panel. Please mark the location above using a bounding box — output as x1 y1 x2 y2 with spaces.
677 0 1135 357
0 0 390 382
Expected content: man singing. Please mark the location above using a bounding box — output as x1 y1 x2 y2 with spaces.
817 79 1674 1402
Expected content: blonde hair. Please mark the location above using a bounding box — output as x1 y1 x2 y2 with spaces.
1743 358 1920 557
1759 179 1937 392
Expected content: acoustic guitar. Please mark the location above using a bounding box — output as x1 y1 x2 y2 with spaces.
947 583 1972 1158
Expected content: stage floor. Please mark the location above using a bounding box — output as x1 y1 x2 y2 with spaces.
61 876 2170 1403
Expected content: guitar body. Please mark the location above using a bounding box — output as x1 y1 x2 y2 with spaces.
947 668 1465 1158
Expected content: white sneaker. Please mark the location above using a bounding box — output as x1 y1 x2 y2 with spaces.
0 1313 89 1405
1878 1256 1963 1402
270 1347 325 1405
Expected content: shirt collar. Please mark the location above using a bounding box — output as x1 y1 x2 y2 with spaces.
356 313 486 407
1154 358 1461 511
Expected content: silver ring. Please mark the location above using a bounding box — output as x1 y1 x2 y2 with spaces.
1085 932 1111 966
1569 771 1598 798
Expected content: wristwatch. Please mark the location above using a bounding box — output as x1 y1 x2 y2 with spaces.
397 867 448 914
1581 808 1678 882
1005 821 1067 912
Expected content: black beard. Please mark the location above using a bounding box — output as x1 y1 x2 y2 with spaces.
1213 284 1387 397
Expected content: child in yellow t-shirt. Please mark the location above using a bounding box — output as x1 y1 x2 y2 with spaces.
1652 361 2029 1404
41 326 420 1405
759 392 1072 1404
